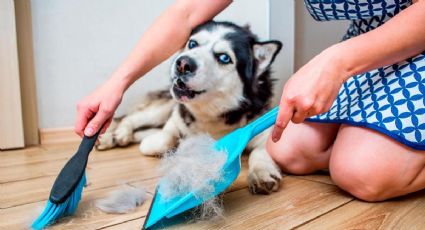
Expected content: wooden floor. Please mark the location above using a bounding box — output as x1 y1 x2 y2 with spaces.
1 141 425 230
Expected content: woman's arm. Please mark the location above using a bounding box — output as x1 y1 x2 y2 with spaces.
339 0 425 79
75 0 231 137
114 0 232 89
272 1 425 141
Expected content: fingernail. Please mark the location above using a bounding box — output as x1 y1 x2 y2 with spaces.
271 130 278 143
85 127 94 136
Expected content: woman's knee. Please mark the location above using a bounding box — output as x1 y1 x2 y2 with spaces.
266 136 321 175
330 153 397 202
266 122 337 175
331 168 385 201
329 125 425 202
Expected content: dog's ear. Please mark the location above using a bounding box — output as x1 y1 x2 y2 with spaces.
243 24 251 32
253 41 282 76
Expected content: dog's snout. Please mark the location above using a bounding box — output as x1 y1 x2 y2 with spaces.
176 56 197 76
176 78 186 88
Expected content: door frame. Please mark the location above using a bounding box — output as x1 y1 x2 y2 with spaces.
0 0 39 149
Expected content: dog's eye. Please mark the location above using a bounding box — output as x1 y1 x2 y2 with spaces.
217 53 232 64
188 40 198 49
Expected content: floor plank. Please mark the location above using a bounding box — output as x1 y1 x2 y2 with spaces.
159 177 353 229
0 144 144 183
298 190 425 229
0 182 154 230
292 171 335 186
0 144 252 229
89 177 352 230
2 142 425 229
0 148 160 208
0 147 69 169
101 217 146 230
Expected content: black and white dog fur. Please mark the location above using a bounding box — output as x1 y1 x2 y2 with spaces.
98 21 283 194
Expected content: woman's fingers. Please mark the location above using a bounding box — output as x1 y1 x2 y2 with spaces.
272 94 324 141
75 80 124 138
95 117 113 145
292 109 308 124
292 97 314 123
272 100 294 142
100 117 113 134
84 105 113 136
75 103 94 137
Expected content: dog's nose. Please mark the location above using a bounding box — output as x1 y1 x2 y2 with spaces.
176 56 197 75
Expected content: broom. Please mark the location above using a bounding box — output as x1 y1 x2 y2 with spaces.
32 131 100 229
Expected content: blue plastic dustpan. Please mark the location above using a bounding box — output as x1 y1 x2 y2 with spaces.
142 106 279 229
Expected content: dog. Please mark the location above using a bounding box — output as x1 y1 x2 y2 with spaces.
97 21 283 194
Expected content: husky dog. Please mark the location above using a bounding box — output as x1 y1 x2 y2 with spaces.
98 21 283 194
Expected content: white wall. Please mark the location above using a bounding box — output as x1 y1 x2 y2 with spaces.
32 0 293 128
294 0 349 69
269 0 295 104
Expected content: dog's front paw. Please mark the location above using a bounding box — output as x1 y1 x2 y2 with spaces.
248 163 282 195
139 132 176 156
96 132 116 151
113 124 133 146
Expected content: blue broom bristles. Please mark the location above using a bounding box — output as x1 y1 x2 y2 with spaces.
32 173 87 230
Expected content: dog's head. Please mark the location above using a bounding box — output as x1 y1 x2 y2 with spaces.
170 21 282 117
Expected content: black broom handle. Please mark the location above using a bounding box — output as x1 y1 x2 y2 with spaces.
49 131 101 204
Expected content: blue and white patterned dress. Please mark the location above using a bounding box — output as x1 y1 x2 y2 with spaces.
304 0 425 150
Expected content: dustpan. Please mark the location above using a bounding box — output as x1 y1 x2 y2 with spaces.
142 106 279 229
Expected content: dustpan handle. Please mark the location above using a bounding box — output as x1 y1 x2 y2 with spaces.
246 106 279 137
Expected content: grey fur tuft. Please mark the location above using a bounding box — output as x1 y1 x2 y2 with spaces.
96 184 146 214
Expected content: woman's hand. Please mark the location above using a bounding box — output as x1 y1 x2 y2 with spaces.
74 78 126 137
271 45 350 142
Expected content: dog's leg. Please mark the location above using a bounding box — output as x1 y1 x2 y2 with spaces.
133 128 161 142
139 108 181 156
113 100 174 147
247 129 282 194
97 119 119 150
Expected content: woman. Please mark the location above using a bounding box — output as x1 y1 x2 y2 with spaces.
74 0 425 201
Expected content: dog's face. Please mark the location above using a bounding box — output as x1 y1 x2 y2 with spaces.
170 25 238 103
170 21 282 110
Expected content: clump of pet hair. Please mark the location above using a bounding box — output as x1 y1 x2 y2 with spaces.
158 134 228 220
194 197 225 221
95 184 147 214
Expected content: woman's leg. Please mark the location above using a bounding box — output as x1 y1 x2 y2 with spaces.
266 121 340 174
330 125 425 202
